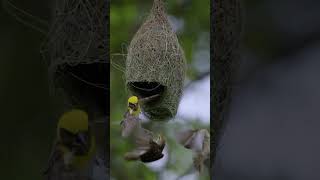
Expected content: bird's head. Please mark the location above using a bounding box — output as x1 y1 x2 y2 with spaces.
58 109 89 134
57 109 90 154
127 96 140 115
155 134 165 145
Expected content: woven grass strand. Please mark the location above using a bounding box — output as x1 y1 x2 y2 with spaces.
41 0 108 97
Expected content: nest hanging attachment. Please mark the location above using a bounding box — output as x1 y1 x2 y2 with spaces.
41 0 108 115
125 0 186 121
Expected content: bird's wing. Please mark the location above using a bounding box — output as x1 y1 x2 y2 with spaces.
123 110 129 118
193 153 205 172
134 134 152 149
133 126 154 148
120 115 140 137
200 129 210 156
175 129 196 149
124 149 146 161
137 127 153 139
43 140 63 175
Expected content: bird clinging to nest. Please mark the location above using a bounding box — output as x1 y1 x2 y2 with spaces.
120 95 166 163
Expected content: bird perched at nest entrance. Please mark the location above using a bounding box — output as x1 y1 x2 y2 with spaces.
120 96 141 137
43 109 96 180
126 95 141 117
124 94 160 118
120 95 160 137
120 95 165 163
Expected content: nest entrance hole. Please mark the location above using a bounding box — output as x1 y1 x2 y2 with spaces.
55 63 108 115
127 82 172 120
127 82 164 104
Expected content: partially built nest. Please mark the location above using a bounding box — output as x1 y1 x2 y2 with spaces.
126 0 186 121
41 0 108 115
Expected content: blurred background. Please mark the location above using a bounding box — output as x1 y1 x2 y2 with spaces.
110 0 209 180
0 0 55 180
214 0 320 179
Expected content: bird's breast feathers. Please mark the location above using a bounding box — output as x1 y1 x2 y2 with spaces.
60 136 96 169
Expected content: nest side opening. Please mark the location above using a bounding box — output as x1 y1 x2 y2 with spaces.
127 81 172 120
127 82 164 101
54 63 108 115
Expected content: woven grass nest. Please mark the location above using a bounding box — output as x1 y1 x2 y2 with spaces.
42 0 108 115
125 0 186 121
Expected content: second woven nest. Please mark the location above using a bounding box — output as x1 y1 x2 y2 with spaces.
42 0 108 115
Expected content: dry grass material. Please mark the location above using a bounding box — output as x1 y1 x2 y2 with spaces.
41 0 108 114
125 0 186 121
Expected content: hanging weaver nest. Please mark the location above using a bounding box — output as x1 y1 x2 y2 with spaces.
41 0 108 115
126 0 186 121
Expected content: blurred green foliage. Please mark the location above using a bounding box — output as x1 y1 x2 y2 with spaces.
110 0 210 179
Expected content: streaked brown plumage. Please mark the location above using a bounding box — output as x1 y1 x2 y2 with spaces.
120 113 166 163
124 134 166 163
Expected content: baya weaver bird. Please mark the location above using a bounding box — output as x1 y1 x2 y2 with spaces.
126 96 141 117
120 96 141 137
124 94 160 118
43 109 96 180
120 95 166 163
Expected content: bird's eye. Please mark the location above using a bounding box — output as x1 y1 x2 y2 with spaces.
59 128 76 147
129 103 135 108
60 128 75 137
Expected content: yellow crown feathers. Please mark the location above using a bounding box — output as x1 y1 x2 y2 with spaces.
58 109 89 134
128 96 139 104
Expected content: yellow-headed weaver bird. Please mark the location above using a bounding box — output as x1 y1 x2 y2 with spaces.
43 109 96 180
123 94 160 118
125 95 141 117
120 96 141 137
120 95 165 163
120 95 161 137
